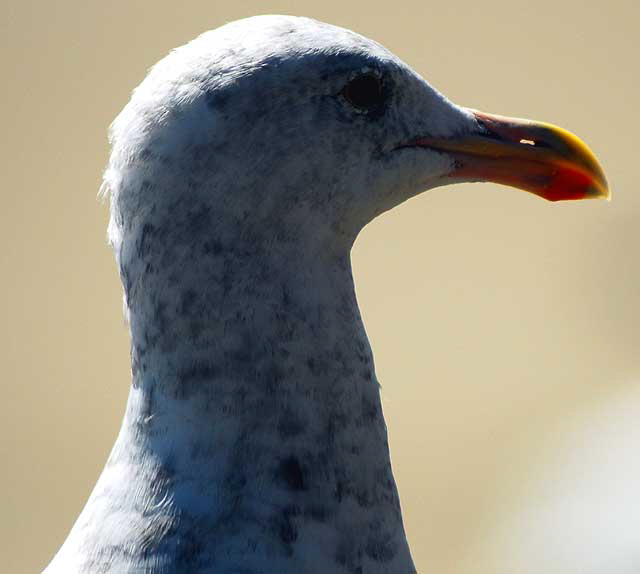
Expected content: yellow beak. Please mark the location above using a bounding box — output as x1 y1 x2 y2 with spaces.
410 109 609 202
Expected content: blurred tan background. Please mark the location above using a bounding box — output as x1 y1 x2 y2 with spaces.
1 1 638 573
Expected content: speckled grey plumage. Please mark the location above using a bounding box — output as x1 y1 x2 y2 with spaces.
44 14 478 574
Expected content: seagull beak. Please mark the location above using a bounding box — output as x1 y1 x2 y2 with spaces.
409 109 609 202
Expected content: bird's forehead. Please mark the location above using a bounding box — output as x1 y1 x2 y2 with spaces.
211 15 391 59
167 15 400 84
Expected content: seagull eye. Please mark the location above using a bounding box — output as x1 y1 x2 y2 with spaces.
342 73 385 111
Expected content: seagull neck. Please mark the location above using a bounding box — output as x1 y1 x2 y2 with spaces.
123 236 381 447
101 234 414 572
127 236 364 398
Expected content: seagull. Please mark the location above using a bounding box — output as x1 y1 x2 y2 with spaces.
43 14 608 574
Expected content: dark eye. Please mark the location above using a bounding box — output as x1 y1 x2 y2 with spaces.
342 73 385 111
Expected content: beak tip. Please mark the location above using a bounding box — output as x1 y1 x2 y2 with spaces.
588 182 611 202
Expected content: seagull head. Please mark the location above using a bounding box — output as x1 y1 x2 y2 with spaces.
104 14 608 259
